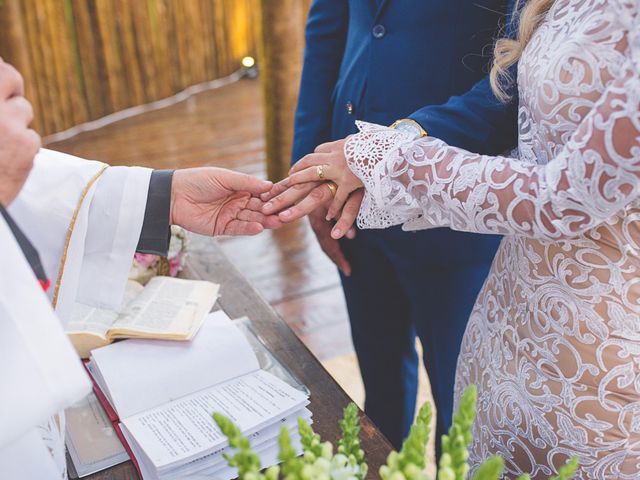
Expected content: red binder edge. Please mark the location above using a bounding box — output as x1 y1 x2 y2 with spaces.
83 362 143 477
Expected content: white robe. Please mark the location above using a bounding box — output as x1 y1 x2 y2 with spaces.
1 149 152 478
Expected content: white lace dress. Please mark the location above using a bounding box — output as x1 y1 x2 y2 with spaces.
344 0 640 478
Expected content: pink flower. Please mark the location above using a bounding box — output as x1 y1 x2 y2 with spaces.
134 253 158 269
168 251 184 277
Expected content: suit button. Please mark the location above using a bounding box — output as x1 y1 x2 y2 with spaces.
346 101 354 115
372 24 386 39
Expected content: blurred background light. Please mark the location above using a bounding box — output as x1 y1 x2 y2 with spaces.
242 56 256 68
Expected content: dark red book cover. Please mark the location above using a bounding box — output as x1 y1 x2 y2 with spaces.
83 363 143 477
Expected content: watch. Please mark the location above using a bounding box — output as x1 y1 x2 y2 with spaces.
390 119 428 140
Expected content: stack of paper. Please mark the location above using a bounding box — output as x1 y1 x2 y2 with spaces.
85 311 311 480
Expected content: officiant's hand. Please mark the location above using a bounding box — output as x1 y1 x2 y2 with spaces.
0 59 41 206
170 168 283 236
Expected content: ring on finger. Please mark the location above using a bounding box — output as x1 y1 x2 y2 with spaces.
316 165 325 180
325 181 337 198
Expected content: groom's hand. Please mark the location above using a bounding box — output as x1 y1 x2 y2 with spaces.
170 167 283 236
260 181 355 276
308 206 354 277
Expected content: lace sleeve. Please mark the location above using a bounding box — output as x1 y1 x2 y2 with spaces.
347 51 640 240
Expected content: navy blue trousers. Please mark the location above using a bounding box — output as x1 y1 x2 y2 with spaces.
340 226 500 458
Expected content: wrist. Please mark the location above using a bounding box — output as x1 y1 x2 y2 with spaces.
390 119 428 140
170 170 179 226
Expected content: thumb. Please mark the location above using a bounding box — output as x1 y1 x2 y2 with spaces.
218 169 273 196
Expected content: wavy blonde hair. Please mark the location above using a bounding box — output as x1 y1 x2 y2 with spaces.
490 0 556 102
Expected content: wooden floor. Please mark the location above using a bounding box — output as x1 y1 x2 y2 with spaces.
47 78 352 362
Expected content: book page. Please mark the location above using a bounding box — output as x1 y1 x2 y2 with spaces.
151 409 310 478
122 370 309 469
122 422 303 480
108 277 219 339
66 281 144 337
90 311 260 419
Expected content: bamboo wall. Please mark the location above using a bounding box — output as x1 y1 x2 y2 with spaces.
0 0 260 136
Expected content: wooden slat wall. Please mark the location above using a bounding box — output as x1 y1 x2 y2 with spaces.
0 0 260 136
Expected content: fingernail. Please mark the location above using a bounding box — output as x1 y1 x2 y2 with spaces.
280 210 291 218
325 214 332 221
332 228 342 238
263 202 273 211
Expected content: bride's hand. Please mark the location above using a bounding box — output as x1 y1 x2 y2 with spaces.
262 182 364 239
271 138 364 220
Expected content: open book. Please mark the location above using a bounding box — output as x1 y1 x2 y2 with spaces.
66 276 219 358
86 311 311 480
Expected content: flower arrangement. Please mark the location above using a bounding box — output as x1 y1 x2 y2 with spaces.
213 385 579 480
129 225 189 284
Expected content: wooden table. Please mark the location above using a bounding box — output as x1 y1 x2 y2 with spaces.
79 235 392 480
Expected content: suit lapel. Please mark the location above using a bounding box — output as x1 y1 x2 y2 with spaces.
374 0 391 21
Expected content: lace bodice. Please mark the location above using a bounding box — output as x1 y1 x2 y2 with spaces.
346 0 640 477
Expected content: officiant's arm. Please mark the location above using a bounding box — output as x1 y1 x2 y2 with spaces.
137 167 282 256
136 170 174 255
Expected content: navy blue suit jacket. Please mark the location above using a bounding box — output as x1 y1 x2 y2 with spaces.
292 0 518 163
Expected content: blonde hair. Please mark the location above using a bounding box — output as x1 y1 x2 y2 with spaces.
490 0 555 102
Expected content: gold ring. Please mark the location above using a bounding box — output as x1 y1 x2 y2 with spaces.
326 181 337 198
316 165 325 180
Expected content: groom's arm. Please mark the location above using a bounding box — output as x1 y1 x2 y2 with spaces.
291 0 349 163
408 73 518 155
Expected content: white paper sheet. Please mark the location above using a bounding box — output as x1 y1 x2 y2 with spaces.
123 370 309 469
156 409 311 478
121 420 304 480
90 311 260 418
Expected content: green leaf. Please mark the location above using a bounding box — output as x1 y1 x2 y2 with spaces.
381 401 433 480
437 385 477 480
213 412 263 478
550 457 579 480
337 403 367 478
471 456 503 480
278 426 303 480
298 417 324 460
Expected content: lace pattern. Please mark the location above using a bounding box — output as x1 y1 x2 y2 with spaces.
345 0 640 477
344 123 417 229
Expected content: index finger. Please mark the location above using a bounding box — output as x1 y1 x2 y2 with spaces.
218 170 273 196
260 180 289 202
0 62 24 99
290 152 328 175
278 183 333 223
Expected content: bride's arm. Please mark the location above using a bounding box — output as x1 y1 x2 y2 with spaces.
348 56 640 241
